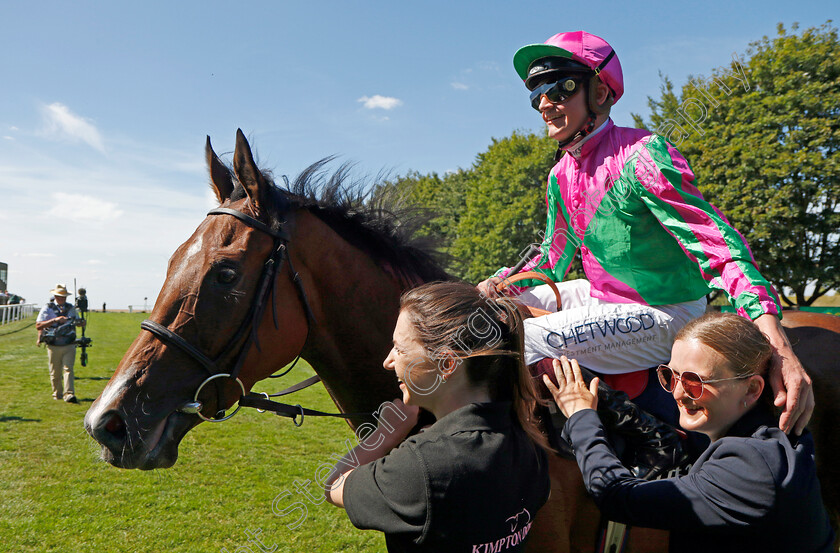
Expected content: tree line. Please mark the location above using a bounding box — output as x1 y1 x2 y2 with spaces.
375 22 839 306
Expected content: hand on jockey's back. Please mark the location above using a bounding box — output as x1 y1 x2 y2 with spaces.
542 357 600 418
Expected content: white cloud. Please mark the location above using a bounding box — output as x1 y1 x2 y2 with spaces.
358 95 403 110
47 192 124 223
40 102 105 152
3 136 13 141
0 139 209 309
451 82 469 90
87 259 104 265
17 252 56 258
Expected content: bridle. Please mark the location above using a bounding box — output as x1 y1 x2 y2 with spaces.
140 207 319 422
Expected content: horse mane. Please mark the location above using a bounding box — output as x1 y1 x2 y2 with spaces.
227 158 452 288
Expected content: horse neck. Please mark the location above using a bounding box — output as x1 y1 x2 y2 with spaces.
290 210 413 419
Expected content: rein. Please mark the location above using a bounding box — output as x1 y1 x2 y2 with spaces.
140 207 370 424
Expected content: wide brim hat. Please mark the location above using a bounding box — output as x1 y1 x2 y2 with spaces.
514 31 624 102
50 284 71 297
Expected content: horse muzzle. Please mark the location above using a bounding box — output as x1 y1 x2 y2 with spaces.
85 404 197 470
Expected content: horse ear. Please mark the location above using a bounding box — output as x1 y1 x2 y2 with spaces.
232 129 269 215
206 136 234 204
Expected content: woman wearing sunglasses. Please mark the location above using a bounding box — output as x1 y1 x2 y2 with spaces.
544 312 834 552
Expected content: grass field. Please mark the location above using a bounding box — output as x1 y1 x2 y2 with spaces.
0 312 385 552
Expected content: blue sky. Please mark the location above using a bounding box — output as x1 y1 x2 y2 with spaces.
2 1 836 309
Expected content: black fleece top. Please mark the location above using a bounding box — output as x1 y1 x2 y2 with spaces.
564 405 835 552
344 402 550 553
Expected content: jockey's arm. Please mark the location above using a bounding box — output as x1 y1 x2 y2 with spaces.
753 313 814 435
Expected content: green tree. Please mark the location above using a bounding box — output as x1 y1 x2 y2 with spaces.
372 168 468 275
378 129 569 283
634 21 840 306
449 130 558 282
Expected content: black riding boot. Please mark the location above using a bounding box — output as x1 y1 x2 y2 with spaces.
581 366 692 480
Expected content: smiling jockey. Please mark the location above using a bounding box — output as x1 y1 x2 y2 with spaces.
478 31 814 477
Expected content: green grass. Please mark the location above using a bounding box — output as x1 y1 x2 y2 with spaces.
0 312 385 552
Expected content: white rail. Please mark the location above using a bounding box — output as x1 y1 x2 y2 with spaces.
0 303 37 325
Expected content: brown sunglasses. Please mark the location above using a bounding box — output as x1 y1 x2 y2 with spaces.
656 364 754 400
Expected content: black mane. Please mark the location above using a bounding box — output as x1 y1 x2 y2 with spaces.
227 158 451 287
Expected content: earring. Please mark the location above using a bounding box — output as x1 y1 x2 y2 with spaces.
743 400 748 409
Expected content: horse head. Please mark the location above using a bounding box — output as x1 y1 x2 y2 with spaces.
85 131 317 469
85 130 448 470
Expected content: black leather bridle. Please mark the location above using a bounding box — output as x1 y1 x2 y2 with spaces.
140 207 317 422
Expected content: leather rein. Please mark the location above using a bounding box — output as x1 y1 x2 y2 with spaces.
140 207 370 425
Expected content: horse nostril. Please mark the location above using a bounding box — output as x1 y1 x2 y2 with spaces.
105 413 127 439
92 410 128 450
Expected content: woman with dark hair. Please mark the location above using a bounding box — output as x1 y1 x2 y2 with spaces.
545 312 834 552
325 281 551 552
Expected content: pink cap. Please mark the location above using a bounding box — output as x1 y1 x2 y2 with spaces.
514 31 624 102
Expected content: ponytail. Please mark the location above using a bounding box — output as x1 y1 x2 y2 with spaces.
400 282 551 452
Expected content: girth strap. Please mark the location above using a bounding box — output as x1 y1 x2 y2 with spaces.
269 374 322 397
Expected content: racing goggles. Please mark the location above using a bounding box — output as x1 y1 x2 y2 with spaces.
529 76 583 110
656 364 755 400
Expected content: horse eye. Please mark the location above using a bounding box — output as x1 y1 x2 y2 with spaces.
217 267 238 284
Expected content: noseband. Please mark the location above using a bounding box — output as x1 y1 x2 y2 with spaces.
141 207 316 422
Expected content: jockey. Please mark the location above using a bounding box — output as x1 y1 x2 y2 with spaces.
478 31 814 476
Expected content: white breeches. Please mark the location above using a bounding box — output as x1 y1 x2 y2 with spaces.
519 280 707 374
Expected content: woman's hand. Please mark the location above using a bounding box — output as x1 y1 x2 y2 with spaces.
542 356 599 418
476 276 504 299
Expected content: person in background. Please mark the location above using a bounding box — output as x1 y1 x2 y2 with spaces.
36 284 85 404
544 312 834 553
325 281 551 552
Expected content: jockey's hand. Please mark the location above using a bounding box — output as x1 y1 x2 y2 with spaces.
542 356 599 418
477 276 505 299
754 313 814 435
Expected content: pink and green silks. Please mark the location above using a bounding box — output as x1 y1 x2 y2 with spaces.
498 120 781 320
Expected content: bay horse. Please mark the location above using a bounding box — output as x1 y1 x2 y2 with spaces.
85 130 840 552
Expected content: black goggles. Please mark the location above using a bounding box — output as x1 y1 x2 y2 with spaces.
529 76 583 110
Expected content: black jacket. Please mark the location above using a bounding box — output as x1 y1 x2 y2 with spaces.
344 402 550 553
564 405 835 552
